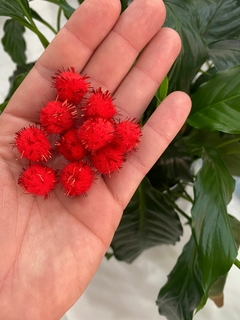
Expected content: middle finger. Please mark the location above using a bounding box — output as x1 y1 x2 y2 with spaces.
82 0 166 92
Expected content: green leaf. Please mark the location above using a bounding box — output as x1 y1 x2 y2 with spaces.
1 19 26 65
191 67 217 94
218 138 240 177
163 0 240 93
16 0 32 15
0 0 49 48
0 0 33 25
188 65 240 133
0 101 9 114
163 0 208 93
57 1 75 19
120 0 128 12
157 236 204 320
105 252 114 260
196 0 240 45
0 0 25 20
209 39 240 71
183 129 240 177
206 215 240 308
0 71 28 113
147 142 193 190
229 214 240 248
223 152 240 177
7 72 27 98
111 178 183 263
191 146 237 294
43 0 75 19
3 63 34 103
195 0 240 75
30 8 57 34
155 76 168 105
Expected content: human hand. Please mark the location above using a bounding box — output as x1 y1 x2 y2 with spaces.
0 0 191 319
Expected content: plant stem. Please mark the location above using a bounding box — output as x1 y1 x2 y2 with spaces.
164 189 192 223
13 18 50 48
172 203 192 224
216 137 240 149
32 29 50 48
234 258 240 269
177 183 194 203
26 16 50 48
39 18 58 35
223 150 240 155
57 7 62 32
138 182 145 233
16 0 50 48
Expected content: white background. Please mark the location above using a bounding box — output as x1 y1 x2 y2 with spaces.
0 1 240 319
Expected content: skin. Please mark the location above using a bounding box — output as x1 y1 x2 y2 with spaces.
0 0 191 319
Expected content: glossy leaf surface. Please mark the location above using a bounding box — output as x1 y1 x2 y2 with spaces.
208 215 240 305
164 0 207 93
191 147 237 293
157 236 204 320
1 19 26 65
196 0 240 44
0 0 26 20
163 0 240 94
147 142 193 190
44 0 75 19
209 39 240 71
111 178 183 263
188 66 240 133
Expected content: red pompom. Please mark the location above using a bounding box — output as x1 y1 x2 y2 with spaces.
40 99 77 134
78 117 115 151
13 67 143 199
91 144 125 174
114 119 141 153
56 128 87 161
83 88 117 119
52 67 90 104
18 164 57 197
60 161 95 196
14 125 51 162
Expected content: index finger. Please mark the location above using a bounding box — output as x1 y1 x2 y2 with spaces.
2 0 121 122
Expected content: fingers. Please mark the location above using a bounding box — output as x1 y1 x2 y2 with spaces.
36 0 121 78
82 0 166 91
2 0 121 121
104 92 192 210
2 0 166 123
113 28 181 119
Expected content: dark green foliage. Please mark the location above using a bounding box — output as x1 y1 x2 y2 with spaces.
157 237 204 320
2 19 26 65
111 178 183 263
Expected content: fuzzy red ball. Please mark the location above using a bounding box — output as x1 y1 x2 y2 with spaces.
18 164 57 197
14 125 51 162
78 117 115 151
56 128 87 161
13 66 143 199
60 161 95 196
52 67 90 104
83 88 117 119
91 144 125 174
114 119 141 153
40 99 77 134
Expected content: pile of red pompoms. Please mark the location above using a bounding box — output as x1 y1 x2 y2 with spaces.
14 67 141 198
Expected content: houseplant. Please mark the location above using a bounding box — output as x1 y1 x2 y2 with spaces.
1 0 240 319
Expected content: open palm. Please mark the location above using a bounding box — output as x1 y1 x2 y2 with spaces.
0 0 191 319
